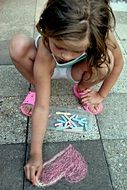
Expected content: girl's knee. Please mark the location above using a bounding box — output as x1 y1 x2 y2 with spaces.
9 34 34 62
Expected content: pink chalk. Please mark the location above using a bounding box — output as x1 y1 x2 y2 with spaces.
36 144 88 187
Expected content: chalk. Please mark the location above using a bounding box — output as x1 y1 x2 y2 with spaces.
64 127 84 132
78 122 85 127
64 114 78 128
61 115 68 122
64 121 73 128
56 119 65 123
80 118 87 121
56 112 71 115
55 123 63 127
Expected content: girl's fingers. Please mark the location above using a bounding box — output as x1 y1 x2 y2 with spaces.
24 165 30 181
24 165 38 185
80 89 91 96
83 100 91 104
30 166 36 184
35 166 43 184
80 92 91 98
36 166 42 178
80 93 88 98
81 97 91 104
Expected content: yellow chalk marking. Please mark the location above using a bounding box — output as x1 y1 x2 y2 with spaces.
56 112 71 115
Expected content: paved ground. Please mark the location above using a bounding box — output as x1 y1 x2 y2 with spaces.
0 0 127 190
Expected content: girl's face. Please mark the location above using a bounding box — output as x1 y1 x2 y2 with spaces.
48 37 89 63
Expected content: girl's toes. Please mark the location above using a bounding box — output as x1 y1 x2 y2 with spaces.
24 105 33 114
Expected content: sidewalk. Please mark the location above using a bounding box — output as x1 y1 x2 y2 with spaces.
0 0 127 189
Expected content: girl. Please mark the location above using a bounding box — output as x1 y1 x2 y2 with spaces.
9 0 123 185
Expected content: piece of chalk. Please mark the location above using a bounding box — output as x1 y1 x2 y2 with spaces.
64 115 78 128
55 123 63 127
61 115 68 122
56 119 65 123
78 122 85 127
56 112 71 115
81 118 87 121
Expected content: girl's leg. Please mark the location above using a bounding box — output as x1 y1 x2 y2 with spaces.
9 34 37 115
71 49 114 90
9 34 37 85
71 50 114 113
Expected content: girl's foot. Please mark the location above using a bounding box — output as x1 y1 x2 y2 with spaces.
73 84 103 115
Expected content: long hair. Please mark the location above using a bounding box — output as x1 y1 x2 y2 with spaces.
36 0 116 69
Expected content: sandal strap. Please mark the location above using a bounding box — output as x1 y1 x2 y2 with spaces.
20 91 36 116
21 91 36 105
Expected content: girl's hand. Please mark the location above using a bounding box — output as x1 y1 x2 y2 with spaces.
80 90 104 105
24 153 43 185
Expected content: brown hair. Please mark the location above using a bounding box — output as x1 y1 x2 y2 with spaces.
36 0 116 69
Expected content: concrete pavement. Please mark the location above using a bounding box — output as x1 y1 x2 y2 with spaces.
0 0 127 189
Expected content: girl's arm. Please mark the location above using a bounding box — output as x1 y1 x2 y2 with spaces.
80 31 124 106
25 39 54 185
31 57 51 156
98 31 124 98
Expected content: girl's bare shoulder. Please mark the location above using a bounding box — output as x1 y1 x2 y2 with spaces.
37 37 52 59
106 30 119 52
34 36 55 76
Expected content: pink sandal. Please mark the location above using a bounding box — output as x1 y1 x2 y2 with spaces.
73 84 103 115
20 91 36 116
